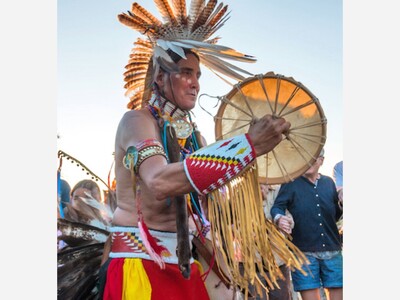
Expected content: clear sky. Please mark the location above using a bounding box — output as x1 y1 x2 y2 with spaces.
57 0 343 189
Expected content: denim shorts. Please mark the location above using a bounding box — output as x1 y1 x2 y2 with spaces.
291 251 343 291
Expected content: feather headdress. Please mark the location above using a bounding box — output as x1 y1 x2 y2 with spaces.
118 0 256 109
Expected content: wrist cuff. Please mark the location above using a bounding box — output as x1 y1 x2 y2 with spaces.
183 133 256 195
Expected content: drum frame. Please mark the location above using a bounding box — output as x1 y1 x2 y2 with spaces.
214 71 327 184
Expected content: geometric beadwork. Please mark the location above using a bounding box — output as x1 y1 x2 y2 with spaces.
184 133 256 195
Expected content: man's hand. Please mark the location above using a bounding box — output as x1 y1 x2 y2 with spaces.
247 115 291 157
276 215 294 234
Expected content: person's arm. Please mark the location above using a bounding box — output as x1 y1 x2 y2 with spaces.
270 184 293 234
118 111 191 200
183 115 291 195
121 111 290 200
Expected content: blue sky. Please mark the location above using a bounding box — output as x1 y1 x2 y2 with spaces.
57 0 342 188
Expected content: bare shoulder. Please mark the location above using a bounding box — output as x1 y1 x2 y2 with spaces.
116 108 160 149
119 109 147 125
118 109 155 131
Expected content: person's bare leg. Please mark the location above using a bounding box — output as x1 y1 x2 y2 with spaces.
325 287 343 300
300 288 321 300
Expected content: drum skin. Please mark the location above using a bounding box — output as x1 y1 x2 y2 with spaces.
215 72 327 184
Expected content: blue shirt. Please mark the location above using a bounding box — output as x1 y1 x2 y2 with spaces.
270 175 342 252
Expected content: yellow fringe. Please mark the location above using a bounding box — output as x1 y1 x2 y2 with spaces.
207 163 309 298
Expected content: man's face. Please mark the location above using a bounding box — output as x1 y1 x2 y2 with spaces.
157 53 201 111
304 156 324 175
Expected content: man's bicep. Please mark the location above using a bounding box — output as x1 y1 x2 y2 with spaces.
120 113 159 151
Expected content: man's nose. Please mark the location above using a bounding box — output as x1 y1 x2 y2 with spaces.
191 76 200 90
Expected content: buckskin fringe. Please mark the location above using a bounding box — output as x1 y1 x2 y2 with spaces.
207 163 308 298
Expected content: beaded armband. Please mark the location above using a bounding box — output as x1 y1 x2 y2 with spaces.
123 139 167 174
183 133 256 195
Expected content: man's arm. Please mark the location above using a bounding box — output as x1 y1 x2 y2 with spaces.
270 184 294 234
121 111 290 201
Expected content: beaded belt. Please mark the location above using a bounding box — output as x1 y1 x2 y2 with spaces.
109 226 194 265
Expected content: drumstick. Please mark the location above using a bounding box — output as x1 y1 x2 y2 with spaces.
166 124 191 279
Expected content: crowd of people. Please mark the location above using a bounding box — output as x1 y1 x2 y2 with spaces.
57 0 343 299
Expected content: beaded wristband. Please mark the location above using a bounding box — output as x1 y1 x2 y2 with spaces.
183 133 256 195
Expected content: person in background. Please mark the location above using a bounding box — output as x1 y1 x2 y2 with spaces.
57 178 71 249
333 160 343 208
247 183 294 300
333 160 343 241
70 179 102 205
64 179 112 229
59 178 71 211
271 149 343 300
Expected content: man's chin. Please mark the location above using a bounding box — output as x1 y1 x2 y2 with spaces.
181 98 197 110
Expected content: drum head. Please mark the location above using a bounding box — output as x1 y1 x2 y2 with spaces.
215 72 327 184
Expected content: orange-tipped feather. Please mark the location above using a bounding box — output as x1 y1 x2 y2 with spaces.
207 3 228 27
172 0 187 22
118 13 148 32
131 2 162 27
188 0 205 29
191 0 217 32
154 0 177 25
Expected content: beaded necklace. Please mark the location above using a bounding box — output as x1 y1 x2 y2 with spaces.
146 90 199 157
146 89 207 230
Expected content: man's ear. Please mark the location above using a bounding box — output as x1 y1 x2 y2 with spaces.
155 69 165 88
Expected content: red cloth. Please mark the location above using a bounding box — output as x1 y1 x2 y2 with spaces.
142 260 210 300
102 258 210 300
103 258 124 300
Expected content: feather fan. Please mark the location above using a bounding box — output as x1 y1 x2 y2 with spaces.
58 242 105 300
57 151 114 299
57 217 111 299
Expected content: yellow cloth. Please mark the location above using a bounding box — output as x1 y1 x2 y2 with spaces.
122 259 152 300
